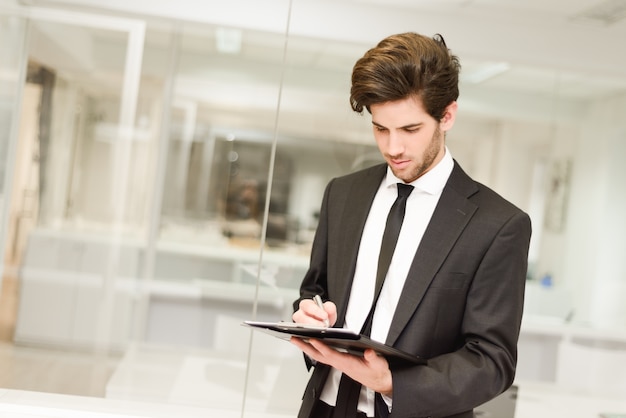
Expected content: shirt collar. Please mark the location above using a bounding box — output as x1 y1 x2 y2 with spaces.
384 147 454 195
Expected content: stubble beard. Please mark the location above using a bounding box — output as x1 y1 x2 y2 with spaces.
391 126 444 183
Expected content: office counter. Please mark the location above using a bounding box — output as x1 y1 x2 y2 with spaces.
514 380 626 418
0 388 283 418
518 315 626 398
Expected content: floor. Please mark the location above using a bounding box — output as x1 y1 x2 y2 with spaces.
0 271 119 398
0 268 307 416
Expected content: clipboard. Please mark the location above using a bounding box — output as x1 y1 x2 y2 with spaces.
243 320 426 366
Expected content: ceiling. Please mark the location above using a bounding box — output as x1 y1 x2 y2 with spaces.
304 0 626 96
9 0 626 141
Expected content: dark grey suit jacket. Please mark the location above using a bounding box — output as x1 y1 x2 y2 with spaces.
295 161 532 418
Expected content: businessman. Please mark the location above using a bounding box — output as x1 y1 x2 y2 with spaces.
291 32 532 418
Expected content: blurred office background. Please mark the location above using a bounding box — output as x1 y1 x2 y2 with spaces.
0 0 625 416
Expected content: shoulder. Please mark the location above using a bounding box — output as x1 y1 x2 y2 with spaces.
336 163 387 183
325 163 386 192
448 160 529 220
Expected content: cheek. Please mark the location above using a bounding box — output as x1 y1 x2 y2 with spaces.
403 134 427 154
373 133 387 152
409 130 439 154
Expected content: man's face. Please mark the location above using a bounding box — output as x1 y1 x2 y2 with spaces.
370 96 457 183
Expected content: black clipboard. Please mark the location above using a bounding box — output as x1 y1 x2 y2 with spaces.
243 320 426 366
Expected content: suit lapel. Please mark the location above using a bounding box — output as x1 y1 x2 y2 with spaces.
386 163 478 346
334 164 386 323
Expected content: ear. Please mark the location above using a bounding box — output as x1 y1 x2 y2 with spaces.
439 101 458 132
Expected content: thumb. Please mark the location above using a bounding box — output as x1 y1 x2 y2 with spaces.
363 349 380 363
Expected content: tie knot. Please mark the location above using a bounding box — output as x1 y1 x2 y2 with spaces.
397 183 414 198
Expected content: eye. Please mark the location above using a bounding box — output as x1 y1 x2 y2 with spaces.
374 125 388 133
403 127 420 133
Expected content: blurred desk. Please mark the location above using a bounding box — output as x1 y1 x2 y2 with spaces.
0 387 293 417
14 227 308 350
515 380 626 418
105 340 310 415
518 314 626 387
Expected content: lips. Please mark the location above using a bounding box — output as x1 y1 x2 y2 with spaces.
390 159 410 168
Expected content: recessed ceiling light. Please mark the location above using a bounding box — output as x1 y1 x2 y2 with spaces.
216 27 242 54
572 0 626 25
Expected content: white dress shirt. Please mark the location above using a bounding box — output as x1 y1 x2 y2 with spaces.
319 148 454 416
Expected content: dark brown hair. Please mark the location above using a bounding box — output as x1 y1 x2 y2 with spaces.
350 32 460 120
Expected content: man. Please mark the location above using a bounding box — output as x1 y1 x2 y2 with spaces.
291 32 532 418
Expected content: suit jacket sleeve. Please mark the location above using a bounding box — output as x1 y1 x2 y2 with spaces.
390 208 532 417
294 178 334 311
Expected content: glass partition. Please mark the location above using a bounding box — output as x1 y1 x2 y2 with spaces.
0 13 28 342
0 15 26 205
5 7 146 366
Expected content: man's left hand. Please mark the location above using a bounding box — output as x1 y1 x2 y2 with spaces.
290 337 393 396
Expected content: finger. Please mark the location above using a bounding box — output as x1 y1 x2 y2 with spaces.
308 338 342 358
290 337 326 362
308 299 329 323
307 339 365 371
323 301 338 326
363 349 380 364
294 338 342 364
290 337 325 355
290 336 312 352
293 300 326 325
362 349 392 395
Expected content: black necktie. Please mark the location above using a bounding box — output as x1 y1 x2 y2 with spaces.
362 182 414 336
333 183 414 418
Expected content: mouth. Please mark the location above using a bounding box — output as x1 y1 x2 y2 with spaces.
389 158 410 169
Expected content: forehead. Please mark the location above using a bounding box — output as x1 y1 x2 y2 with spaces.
370 96 434 125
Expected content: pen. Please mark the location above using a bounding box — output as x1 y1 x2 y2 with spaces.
313 294 329 327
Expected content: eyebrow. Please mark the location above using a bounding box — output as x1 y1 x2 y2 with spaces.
372 121 424 129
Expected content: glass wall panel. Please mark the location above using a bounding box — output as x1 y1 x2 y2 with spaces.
4 9 147 395
241 30 386 415
106 20 299 414
0 12 27 343
0 15 26 203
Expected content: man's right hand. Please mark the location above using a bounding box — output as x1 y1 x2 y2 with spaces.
292 298 337 327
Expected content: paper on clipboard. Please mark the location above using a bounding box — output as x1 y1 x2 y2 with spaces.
242 320 426 366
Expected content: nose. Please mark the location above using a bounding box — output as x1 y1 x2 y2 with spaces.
387 131 405 157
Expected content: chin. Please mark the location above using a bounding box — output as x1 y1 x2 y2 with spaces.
390 167 415 183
